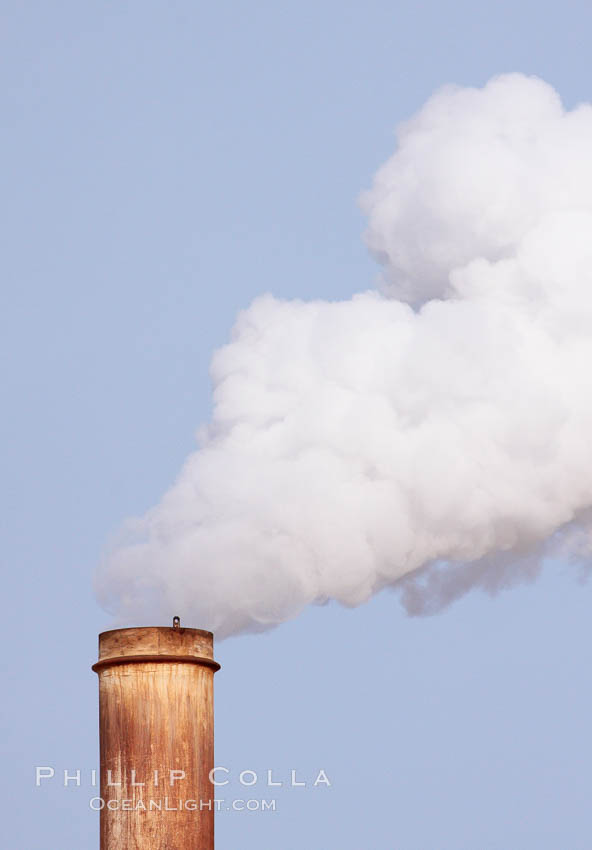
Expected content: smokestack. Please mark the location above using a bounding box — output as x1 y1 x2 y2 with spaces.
92 618 220 849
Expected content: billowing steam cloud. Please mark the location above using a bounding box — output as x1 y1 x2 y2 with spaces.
96 73 592 636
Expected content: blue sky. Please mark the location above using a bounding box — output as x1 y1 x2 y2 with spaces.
3 2 592 847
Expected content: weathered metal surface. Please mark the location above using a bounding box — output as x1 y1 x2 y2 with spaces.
97 624 215 661
94 622 219 850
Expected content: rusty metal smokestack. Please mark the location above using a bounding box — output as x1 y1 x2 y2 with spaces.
92 618 220 849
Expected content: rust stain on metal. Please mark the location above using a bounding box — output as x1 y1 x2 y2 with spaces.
93 624 219 850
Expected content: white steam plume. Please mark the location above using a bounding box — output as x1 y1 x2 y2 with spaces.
97 73 592 636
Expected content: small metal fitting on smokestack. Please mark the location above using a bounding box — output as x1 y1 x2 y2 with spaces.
92 618 220 850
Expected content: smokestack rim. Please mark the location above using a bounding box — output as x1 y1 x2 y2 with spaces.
97 625 215 640
93 625 219 674
92 654 220 673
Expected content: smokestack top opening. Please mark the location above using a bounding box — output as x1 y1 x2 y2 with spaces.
92 625 219 674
